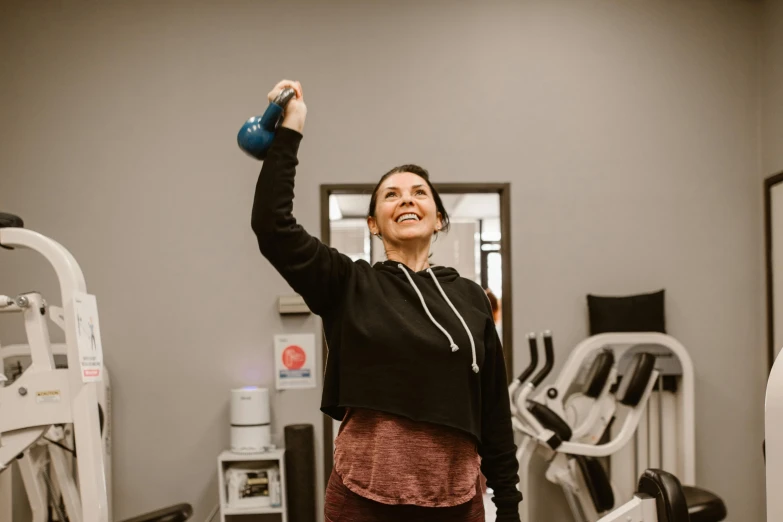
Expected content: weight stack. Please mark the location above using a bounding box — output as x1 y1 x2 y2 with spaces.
284 424 316 522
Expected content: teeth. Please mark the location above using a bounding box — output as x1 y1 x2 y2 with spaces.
397 213 419 223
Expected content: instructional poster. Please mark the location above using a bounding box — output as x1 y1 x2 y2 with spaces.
72 292 104 383
274 334 316 390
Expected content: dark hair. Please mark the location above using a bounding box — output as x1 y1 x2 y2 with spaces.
367 164 450 235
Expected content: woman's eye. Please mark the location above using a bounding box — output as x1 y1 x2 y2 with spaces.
416 190 426 196
385 192 397 198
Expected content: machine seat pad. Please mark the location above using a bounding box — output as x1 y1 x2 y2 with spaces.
526 401 572 441
637 469 689 522
683 486 727 522
119 503 193 522
574 456 615 513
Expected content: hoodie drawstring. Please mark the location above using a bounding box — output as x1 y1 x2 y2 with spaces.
398 264 479 373
426 268 479 374
398 264 459 353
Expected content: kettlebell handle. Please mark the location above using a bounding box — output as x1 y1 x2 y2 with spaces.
273 87 296 107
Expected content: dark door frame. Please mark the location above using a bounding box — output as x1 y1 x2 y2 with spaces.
319 182 513 484
765 171 783 371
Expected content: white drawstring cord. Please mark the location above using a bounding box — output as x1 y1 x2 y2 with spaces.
427 268 479 374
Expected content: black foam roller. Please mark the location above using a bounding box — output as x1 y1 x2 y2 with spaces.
284 424 316 522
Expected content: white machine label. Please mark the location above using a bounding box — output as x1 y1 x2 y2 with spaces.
73 292 104 383
274 333 316 390
36 390 61 403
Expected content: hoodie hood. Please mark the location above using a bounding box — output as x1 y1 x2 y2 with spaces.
374 259 478 373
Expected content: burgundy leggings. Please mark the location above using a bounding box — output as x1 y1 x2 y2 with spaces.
324 469 485 522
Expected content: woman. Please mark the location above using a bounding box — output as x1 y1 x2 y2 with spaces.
251 80 522 521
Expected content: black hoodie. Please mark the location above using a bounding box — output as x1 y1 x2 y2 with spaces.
251 127 522 520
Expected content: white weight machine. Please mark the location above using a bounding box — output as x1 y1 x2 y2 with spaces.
507 334 700 521
0 213 192 522
1 342 112 522
511 331 727 522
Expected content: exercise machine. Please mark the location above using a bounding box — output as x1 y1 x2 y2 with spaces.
0 212 192 522
512 333 620 449
1 341 112 522
513 332 662 521
511 331 727 522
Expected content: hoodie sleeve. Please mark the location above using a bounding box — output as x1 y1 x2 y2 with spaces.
250 127 354 316
478 311 523 521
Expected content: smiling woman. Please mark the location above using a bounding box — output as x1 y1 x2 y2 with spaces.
251 79 520 521
366 165 451 272
322 181 513 509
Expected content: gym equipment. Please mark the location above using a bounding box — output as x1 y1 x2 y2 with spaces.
511 333 617 447
512 331 727 522
283 424 316 522
0 213 192 522
1 341 112 522
237 88 297 160
513 333 660 521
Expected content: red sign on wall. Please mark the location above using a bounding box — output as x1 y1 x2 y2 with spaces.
274 334 316 390
282 344 306 370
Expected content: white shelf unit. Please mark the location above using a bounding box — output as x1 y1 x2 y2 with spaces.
218 449 287 522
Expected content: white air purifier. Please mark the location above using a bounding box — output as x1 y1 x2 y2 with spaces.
230 387 272 454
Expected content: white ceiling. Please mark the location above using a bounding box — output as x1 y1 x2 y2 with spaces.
331 193 500 220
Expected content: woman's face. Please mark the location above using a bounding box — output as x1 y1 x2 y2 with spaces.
367 172 443 246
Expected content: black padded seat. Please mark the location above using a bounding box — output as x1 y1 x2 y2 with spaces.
119 503 193 522
574 456 614 513
583 350 615 398
683 486 727 522
637 469 689 522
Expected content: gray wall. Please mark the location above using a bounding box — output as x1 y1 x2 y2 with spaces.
0 1 768 521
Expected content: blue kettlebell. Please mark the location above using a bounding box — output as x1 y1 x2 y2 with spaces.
237 87 297 160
